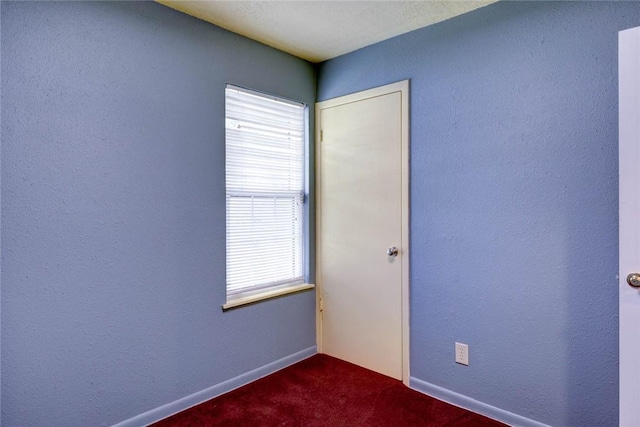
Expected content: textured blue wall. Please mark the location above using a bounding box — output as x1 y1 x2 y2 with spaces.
1 2 315 426
318 2 640 426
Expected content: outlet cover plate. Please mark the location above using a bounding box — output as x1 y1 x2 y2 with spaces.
455 342 469 365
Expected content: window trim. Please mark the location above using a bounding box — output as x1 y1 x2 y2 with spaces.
222 283 315 310
223 84 314 310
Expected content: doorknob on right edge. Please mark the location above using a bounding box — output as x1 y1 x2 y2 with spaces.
387 247 399 257
627 273 640 288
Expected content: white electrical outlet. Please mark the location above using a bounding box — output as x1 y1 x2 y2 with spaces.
455 342 469 366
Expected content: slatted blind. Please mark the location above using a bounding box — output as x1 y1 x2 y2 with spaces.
225 85 306 299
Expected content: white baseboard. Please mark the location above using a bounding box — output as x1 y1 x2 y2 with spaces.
409 377 551 427
113 346 317 427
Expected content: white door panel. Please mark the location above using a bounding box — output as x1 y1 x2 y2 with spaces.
316 81 409 381
619 26 640 426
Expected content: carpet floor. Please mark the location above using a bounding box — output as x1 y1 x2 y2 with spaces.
152 354 507 427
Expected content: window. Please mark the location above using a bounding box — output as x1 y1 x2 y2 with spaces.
224 85 311 309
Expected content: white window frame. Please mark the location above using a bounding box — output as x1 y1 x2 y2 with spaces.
223 85 313 310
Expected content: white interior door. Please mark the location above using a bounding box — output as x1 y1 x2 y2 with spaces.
316 81 409 382
619 26 640 427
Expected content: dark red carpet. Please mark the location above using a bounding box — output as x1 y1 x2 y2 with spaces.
152 354 506 427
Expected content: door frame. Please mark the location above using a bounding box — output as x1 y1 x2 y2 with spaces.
619 26 640 426
315 80 410 385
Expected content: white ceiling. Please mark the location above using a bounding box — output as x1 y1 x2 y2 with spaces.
156 1 496 63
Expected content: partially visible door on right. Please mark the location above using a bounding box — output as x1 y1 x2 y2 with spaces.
619 25 640 427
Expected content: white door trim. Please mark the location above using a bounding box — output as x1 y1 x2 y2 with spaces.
619 26 640 426
315 80 410 385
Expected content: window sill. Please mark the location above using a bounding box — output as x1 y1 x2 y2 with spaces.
222 283 315 311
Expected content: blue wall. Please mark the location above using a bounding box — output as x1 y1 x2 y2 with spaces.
1 2 316 426
318 1 640 426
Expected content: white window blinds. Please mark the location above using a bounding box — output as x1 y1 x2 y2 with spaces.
225 85 306 300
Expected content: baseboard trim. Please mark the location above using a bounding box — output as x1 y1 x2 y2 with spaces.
113 346 317 427
409 377 551 427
